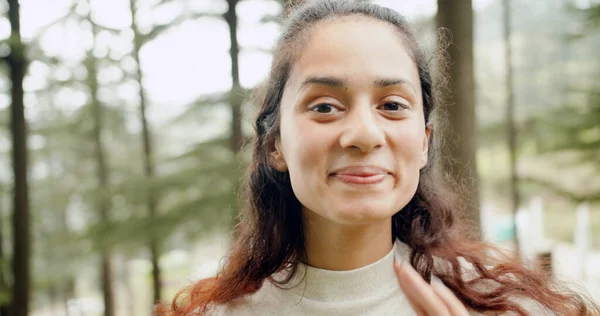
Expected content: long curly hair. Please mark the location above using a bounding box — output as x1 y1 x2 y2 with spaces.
157 1 599 315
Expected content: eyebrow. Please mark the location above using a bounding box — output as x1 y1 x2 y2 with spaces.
300 76 346 90
373 78 416 92
299 76 417 93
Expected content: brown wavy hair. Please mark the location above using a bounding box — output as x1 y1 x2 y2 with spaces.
156 1 599 315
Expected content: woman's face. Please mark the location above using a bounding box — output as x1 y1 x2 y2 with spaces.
273 16 430 225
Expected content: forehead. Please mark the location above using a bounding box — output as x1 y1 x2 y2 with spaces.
288 16 419 88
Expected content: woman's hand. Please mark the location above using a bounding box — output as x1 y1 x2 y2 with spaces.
394 260 470 316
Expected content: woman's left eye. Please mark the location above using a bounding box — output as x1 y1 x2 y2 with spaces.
379 102 408 111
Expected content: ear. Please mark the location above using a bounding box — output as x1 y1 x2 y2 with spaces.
420 123 432 169
270 139 288 172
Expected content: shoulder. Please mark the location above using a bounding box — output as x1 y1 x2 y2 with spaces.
204 279 290 316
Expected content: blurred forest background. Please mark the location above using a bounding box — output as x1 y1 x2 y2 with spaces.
1 0 599 315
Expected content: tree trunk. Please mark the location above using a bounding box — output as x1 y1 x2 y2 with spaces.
7 0 30 315
225 0 243 153
100 252 114 316
86 11 115 316
129 0 162 305
502 0 520 255
62 278 75 316
0 185 9 316
224 0 245 233
436 0 481 235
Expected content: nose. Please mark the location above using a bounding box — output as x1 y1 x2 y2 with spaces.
339 105 385 153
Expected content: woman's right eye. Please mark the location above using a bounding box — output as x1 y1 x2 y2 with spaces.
310 103 340 114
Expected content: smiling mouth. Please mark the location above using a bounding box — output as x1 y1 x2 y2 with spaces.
331 173 388 185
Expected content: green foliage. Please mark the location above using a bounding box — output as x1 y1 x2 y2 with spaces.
85 135 247 251
4 0 259 312
523 3 600 203
19 0 143 304
583 2 600 28
535 93 600 158
474 0 600 207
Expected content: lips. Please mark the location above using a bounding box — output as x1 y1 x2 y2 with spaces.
329 166 391 185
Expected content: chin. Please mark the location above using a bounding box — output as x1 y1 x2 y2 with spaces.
329 200 398 224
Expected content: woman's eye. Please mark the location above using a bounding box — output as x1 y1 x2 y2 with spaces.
380 102 408 111
310 103 340 114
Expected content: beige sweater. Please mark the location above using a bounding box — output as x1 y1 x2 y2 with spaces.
207 240 547 315
209 240 417 315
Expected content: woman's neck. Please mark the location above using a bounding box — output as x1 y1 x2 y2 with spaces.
302 210 393 271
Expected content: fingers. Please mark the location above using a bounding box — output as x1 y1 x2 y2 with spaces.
394 260 450 316
394 259 469 316
394 261 428 315
394 263 430 315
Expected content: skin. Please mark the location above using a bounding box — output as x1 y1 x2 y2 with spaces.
394 260 470 316
271 16 468 315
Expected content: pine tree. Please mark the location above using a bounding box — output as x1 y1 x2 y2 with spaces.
7 0 30 315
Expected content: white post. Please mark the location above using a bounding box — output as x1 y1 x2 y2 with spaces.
574 203 591 278
530 197 545 249
516 206 531 263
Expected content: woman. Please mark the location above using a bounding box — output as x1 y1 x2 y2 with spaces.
157 0 599 315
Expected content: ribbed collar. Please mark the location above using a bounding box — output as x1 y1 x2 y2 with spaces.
275 239 410 302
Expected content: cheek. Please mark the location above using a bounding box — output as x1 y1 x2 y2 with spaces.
280 118 331 179
291 134 329 175
389 124 426 193
279 118 336 213
391 125 426 162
